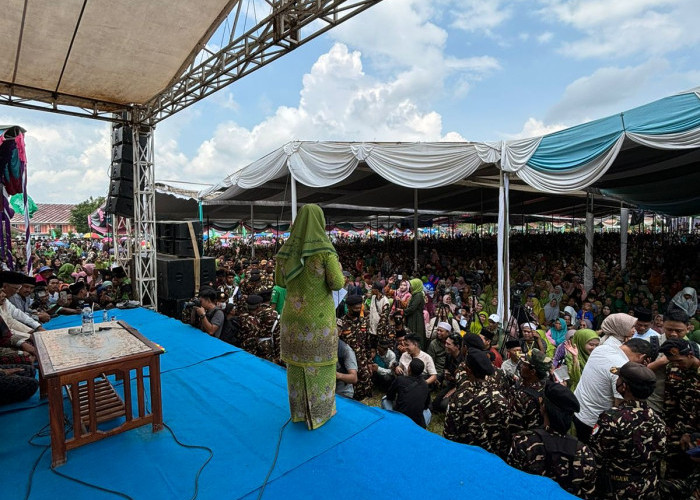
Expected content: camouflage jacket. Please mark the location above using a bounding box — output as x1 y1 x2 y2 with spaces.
508 429 597 499
664 362 700 440
508 380 546 435
589 400 667 499
443 377 510 458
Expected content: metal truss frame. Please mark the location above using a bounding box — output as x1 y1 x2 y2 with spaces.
131 115 158 308
113 215 132 270
148 0 383 122
0 1 383 123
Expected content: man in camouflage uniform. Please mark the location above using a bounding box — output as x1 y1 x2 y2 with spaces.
259 260 275 292
239 270 263 296
508 382 596 499
658 338 700 497
588 361 666 499
444 349 510 458
508 349 551 435
237 294 280 363
338 294 373 401
253 296 280 364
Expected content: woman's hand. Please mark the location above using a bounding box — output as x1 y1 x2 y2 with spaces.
564 340 578 357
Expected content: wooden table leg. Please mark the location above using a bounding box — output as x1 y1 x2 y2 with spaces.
149 356 163 432
47 378 67 467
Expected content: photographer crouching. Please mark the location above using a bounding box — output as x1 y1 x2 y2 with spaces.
190 287 225 338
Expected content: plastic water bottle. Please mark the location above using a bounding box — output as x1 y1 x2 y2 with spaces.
81 304 93 335
102 308 109 323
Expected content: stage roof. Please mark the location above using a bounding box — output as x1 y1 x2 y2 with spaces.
0 0 235 112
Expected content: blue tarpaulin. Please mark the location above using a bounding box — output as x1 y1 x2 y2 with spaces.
2 309 574 499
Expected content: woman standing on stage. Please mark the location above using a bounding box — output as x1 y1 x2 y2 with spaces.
275 204 345 430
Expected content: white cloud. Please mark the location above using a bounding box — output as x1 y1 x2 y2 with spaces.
450 0 512 35
537 31 554 44
539 0 700 59
546 58 670 122
184 42 458 183
506 117 568 139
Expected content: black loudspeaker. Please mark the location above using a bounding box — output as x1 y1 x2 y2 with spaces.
110 161 133 180
105 195 134 217
156 254 216 300
113 125 133 145
108 178 133 197
155 222 204 257
158 297 189 320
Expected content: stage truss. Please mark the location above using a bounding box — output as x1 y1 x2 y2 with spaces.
0 0 383 307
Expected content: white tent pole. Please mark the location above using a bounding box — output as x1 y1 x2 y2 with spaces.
496 169 510 326
584 194 594 292
290 175 298 222
250 204 255 259
620 205 629 270
413 189 418 272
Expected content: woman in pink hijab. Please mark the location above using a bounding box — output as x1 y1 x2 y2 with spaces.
392 279 412 311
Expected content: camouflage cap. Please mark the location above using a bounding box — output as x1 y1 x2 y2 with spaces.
522 348 552 378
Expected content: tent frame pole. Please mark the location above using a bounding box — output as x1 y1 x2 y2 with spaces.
290 175 297 222
413 189 418 272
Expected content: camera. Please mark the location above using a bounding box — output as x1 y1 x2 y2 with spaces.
184 298 201 308
511 282 533 308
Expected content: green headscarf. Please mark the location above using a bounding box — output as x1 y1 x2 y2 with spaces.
409 278 423 294
57 263 75 283
572 329 599 369
276 204 336 283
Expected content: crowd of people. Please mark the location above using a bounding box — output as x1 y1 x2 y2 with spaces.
198 231 699 499
2 230 699 498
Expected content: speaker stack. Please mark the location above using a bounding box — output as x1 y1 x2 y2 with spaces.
106 121 135 217
156 221 215 318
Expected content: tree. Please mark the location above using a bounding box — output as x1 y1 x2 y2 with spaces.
70 196 105 234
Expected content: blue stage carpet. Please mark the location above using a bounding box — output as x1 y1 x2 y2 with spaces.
2 308 575 499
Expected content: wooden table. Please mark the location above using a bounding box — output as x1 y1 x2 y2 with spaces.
33 321 163 467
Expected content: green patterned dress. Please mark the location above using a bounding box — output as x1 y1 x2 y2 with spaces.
276 252 345 429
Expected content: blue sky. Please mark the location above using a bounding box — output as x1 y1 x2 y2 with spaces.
2 0 699 203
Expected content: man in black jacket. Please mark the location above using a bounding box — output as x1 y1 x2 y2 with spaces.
382 358 431 428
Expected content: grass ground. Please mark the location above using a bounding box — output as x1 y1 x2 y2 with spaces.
358 388 446 435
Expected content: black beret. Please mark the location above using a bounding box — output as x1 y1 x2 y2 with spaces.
247 294 263 306
544 381 579 414
610 361 656 386
466 350 495 378
248 274 261 283
345 294 363 306
250 259 259 265
463 334 485 351
23 275 37 285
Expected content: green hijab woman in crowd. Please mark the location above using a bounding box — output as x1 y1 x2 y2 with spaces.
563 329 600 391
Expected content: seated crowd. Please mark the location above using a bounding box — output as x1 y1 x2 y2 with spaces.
1 241 133 405
2 232 698 498
203 232 699 499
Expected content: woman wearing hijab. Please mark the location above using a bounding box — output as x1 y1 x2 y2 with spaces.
599 313 637 347
546 317 568 348
275 204 345 430
404 278 426 349
391 279 412 311
57 263 75 284
562 329 600 391
544 294 561 326
670 286 697 317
